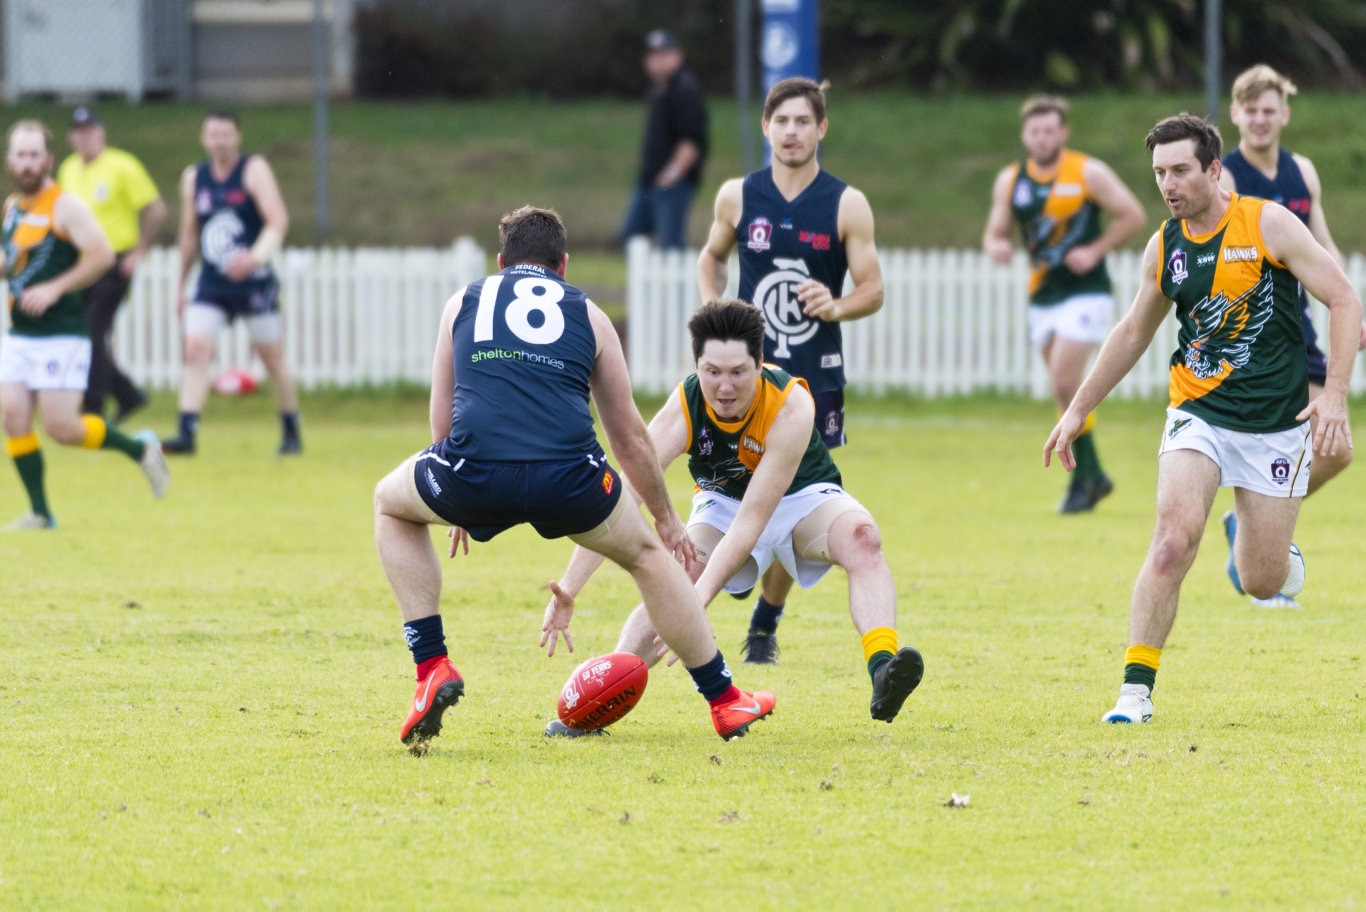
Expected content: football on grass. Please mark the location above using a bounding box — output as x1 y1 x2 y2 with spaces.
212 368 258 396
557 652 648 732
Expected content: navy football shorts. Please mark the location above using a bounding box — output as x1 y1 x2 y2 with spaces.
812 388 846 449
194 279 281 320
1306 340 1328 388
411 444 623 542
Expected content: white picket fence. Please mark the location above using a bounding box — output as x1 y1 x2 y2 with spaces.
626 237 1366 399
0 238 488 390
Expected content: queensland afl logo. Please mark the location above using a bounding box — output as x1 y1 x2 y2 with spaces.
747 217 773 252
196 189 213 215
1270 457 1291 485
1168 248 1188 285
698 426 713 456
754 257 819 358
1012 180 1032 208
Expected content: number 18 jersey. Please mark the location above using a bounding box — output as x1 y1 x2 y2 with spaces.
443 263 599 462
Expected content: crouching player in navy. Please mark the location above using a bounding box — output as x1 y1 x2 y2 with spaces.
544 299 922 736
373 207 775 749
1045 115 1360 724
1 120 168 531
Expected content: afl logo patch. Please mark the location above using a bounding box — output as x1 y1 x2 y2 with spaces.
196 189 212 215
1167 248 1188 285
747 217 773 252
1270 457 1290 485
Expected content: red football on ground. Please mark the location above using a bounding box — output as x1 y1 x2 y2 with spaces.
557 652 649 732
212 368 259 396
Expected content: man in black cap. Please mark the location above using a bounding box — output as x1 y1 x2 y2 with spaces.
619 29 708 250
57 107 166 423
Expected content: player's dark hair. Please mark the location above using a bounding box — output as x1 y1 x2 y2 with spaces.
688 299 765 364
763 77 830 123
499 206 567 270
1146 113 1223 171
203 109 240 127
1020 94 1068 125
6 119 53 155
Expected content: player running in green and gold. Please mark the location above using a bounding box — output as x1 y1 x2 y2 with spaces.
985 95 1145 513
1 120 168 530
1045 114 1360 724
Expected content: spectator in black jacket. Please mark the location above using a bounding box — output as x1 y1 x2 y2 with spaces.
619 29 708 250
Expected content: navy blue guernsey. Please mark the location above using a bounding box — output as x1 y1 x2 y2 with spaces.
193 155 274 297
442 263 599 462
1221 147 1319 349
737 169 850 393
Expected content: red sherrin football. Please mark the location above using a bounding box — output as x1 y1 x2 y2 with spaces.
212 368 258 396
557 652 649 732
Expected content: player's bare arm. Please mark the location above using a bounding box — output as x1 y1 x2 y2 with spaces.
983 165 1018 265
1045 233 1170 469
692 387 814 607
428 288 464 443
696 178 743 302
1261 203 1362 454
799 186 881 322
224 156 288 282
20 193 114 317
1062 158 1145 275
175 165 199 316
587 301 694 566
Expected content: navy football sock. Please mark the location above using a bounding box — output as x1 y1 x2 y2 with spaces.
749 596 784 634
403 615 447 665
686 650 734 703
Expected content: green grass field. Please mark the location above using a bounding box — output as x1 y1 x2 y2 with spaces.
1 391 1361 909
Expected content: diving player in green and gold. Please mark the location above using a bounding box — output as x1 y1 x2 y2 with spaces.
1045 114 1360 724
985 95 1146 513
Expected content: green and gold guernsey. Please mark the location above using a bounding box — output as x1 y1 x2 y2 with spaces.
678 365 841 500
2 183 88 338
1009 149 1111 305
1158 193 1306 433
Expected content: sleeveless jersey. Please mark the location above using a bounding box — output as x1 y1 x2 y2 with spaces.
2 184 87 337
442 263 599 462
1220 147 1318 350
1009 149 1111 305
1158 194 1305 432
193 155 275 298
679 364 841 500
737 169 850 393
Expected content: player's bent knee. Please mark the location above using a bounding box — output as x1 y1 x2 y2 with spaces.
1147 529 1199 578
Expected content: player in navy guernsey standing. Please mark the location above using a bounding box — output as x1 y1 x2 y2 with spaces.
373 207 775 749
1217 65 1366 607
698 76 884 664
162 110 301 457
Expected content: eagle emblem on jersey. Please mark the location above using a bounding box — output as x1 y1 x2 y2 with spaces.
695 457 750 493
754 257 820 358
1183 271 1275 380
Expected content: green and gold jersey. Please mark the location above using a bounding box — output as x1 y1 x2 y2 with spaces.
1009 149 1111 305
679 365 841 501
1159 193 1305 432
2 183 87 338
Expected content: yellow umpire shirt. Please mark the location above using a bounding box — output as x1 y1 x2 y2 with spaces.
56 147 159 255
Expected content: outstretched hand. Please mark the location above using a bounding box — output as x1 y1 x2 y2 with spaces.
539 580 576 657
447 526 470 558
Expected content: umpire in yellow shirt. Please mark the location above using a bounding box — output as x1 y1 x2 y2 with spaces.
57 106 167 423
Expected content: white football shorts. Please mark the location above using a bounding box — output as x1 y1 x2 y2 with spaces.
0 334 92 390
1028 293 1113 348
1159 407 1311 497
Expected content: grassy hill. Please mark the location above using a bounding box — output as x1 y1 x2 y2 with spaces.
10 91 1366 256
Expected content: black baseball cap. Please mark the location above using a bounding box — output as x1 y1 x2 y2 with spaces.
70 106 101 128
645 29 679 52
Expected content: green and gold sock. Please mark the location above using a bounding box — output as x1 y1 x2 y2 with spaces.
861 626 898 679
1123 644 1160 692
7 433 50 518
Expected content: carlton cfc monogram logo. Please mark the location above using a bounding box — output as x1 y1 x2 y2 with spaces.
747 217 773 252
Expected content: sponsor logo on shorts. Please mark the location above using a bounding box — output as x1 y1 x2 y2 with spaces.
1223 246 1259 262
1167 417 1192 439
820 354 842 369
601 471 614 495
45 359 60 375
824 410 841 438
1167 249 1188 285
425 467 443 496
1270 457 1291 485
747 217 773 252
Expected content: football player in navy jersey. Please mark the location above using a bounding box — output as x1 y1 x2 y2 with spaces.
373 207 775 749
163 111 301 457
1217 64 1366 606
697 77 884 664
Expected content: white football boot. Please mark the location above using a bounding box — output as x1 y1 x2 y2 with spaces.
1102 683 1153 723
